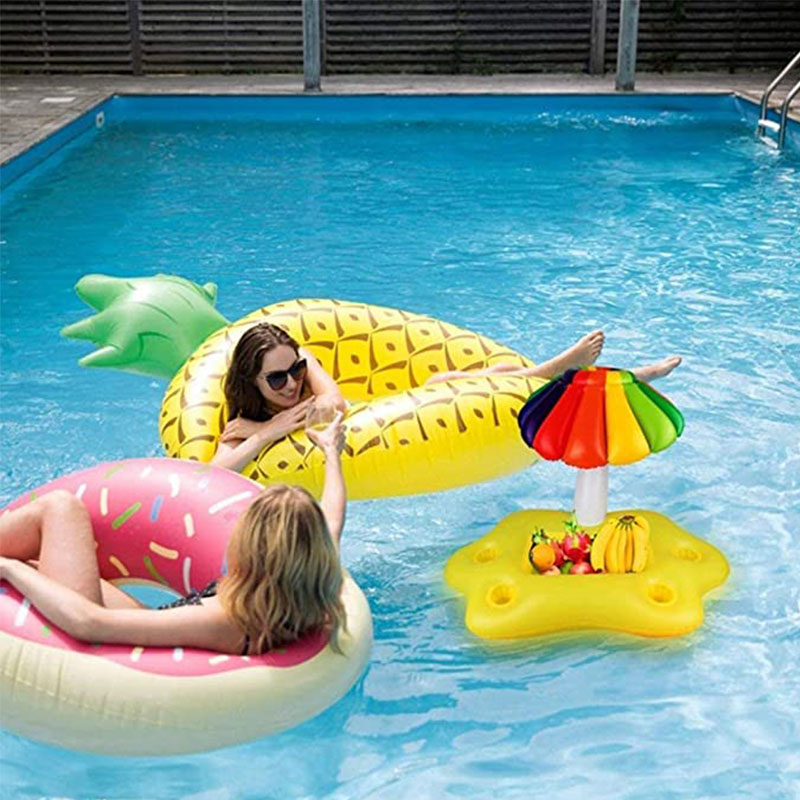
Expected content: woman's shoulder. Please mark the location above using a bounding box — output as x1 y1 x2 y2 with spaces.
173 599 247 654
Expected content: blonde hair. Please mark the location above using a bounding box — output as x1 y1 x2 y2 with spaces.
218 485 346 655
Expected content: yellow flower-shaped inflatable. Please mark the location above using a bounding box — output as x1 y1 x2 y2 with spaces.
445 509 729 639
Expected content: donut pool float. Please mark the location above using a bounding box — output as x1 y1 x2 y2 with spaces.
62 274 547 499
0 458 372 756
445 509 729 639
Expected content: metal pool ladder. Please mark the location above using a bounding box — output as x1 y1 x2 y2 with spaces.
757 50 800 150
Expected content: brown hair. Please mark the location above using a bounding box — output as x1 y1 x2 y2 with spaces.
218 485 346 655
224 322 303 421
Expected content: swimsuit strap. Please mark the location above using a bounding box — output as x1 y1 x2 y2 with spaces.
198 579 219 598
157 578 219 609
157 580 250 656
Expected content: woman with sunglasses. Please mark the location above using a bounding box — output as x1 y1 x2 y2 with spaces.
212 323 347 474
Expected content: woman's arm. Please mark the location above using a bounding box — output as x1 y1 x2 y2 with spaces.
211 437 257 473
212 430 272 473
319 444 346 549
301 348 347 413
211 400 313 472
305 412 346 548
0 558 237 651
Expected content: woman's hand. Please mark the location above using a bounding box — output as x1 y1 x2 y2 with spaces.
220 416 266 443
306 411 345 458
265 399 315 441
221 399 313 444
314 393 348 419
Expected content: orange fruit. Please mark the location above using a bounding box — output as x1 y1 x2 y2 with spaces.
532 543 556 572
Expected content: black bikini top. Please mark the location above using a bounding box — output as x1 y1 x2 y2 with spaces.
157 579 250 655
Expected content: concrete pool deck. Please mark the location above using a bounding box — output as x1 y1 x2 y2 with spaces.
1 71 798 166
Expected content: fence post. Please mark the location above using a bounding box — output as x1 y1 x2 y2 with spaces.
128 0 142 75
615 0 640 90
303 0 321 92
589 0 607 75
38 0 51 73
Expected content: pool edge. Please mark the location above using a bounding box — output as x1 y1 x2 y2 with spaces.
1 91 797 192
0 94 114 190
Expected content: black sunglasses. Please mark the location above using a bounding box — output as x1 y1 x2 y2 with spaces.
262 358 307 391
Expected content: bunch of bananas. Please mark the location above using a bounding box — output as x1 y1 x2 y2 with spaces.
590 514 650 574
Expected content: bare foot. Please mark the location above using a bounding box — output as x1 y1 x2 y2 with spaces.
564 329 605 369
631 355 682 383
532 329 605 378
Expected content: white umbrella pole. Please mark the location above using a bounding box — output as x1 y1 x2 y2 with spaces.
573 466 609 527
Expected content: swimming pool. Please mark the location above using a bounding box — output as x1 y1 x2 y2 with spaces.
1 94 799 798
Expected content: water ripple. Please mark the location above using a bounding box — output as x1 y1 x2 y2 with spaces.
1 99 799 799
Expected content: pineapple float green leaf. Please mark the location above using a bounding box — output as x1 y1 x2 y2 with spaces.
61 274 228 379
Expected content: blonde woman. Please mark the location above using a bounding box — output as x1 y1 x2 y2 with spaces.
0 414 348 656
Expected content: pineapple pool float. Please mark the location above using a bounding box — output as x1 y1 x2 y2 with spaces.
63 273 549 500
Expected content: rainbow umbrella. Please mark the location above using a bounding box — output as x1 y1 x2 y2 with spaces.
518 367 684 525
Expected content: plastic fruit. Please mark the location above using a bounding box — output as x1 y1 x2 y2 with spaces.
550 539 565 566
618 514 650 573
615 523 627 573
531 543 556 572
605 527 622 573
591 514 651 574
562 533 590 563
590 517 617 571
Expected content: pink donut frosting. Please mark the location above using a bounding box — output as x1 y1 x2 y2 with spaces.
0 458 328 676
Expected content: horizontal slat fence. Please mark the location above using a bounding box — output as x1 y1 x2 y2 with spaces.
140 1 302 73
1 0 799 75
323 1 594 74
0 1 134 73
603 0 800 73
0 0 303 74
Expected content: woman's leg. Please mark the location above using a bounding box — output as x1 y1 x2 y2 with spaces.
1 491 142 609
486 349 681 383
425 330 605 385
98 580 146 609
631 355 682 382
1 491 143 608
1 491 104 605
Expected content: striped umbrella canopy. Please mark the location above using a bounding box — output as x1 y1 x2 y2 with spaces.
518 367 684 469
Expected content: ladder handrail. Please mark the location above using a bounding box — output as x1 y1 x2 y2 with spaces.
760 50 800 121
778 78 800 150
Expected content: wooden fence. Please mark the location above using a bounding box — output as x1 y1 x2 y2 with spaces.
1 0 798 75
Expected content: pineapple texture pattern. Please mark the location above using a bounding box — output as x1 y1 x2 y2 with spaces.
160 299 544 499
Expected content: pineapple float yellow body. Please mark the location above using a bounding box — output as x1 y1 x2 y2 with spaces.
64 276 547 499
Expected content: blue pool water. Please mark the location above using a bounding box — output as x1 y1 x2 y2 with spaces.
1 95 799 799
